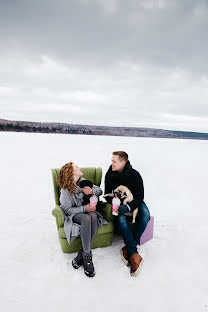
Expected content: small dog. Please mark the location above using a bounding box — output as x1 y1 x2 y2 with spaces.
79 179 94 205
104 185 138 223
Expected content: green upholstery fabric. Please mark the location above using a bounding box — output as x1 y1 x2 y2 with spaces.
51 169 61 206
51 167 114 253
52 205 64 228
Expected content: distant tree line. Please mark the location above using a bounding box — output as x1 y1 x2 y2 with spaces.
0 120 208 140
0 123 93 135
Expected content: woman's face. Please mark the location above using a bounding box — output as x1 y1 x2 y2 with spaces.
72 163 83 179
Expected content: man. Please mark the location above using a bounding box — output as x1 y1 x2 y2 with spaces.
104 151 150 276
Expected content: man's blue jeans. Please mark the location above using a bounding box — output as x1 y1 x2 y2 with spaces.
115 202 150 257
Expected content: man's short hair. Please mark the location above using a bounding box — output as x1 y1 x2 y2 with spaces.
112 151 128 162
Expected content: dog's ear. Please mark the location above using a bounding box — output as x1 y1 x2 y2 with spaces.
114 186 119 193
121 192 128 199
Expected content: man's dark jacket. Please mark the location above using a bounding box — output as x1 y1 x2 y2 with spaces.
104 161 144 212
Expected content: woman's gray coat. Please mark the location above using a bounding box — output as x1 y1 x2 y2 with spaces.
60 180 108 243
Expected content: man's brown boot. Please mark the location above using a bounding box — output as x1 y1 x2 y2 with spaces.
120 246 129 266
130 253 144 276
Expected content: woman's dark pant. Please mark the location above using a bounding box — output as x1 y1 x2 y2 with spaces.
72 212 98 253
115 202 150 257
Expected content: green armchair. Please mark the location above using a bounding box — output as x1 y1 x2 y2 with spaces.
51 167 114 253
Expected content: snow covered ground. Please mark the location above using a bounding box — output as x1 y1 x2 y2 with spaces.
1 132 208 312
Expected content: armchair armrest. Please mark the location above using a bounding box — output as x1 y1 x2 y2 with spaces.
52 204 64 228
97 202 113 222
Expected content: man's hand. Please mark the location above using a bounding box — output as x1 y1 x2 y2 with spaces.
82 186 93 195
118 205 129 215
86 203 96 212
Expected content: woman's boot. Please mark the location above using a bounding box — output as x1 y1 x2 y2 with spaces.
72 249 83 269
82 251 95 277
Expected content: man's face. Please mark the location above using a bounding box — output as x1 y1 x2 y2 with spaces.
111 155 126 172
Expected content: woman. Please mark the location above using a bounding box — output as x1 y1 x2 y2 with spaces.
57 162 106 277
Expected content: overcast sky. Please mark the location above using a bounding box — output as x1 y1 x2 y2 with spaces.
1 0 208 132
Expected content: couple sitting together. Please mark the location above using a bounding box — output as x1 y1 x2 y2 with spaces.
57 151 150 278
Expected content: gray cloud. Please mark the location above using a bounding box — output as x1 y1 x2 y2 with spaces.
0 0 208 131
1 0 208 71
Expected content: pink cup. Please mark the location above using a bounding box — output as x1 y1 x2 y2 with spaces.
90 195 98 207
112 204 119 216
90 201 97 207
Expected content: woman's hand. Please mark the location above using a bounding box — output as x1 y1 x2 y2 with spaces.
82 186 93 195
86 204 96 212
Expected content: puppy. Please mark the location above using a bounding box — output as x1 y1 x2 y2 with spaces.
79 179 94 205
104 185 138 223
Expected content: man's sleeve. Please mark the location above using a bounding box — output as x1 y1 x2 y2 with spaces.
104 175 113 204
128 174 144 211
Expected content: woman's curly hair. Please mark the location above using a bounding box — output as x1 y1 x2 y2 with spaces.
57 162 80 195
